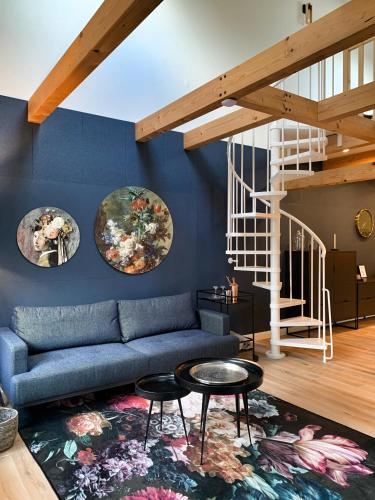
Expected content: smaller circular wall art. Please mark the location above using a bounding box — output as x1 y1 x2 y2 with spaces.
95 187 173 274
355 208 374 239
17 207 80 268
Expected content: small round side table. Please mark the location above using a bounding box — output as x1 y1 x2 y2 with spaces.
135 372 190 449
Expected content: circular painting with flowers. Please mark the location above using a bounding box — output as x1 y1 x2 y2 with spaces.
94 187 173 274
17 207 80 268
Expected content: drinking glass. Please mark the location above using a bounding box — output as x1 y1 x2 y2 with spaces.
213 286 219 298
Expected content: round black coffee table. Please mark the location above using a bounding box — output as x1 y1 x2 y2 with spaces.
174 358 263 464
135 372 190 449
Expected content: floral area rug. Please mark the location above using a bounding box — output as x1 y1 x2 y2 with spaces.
19 387 375 500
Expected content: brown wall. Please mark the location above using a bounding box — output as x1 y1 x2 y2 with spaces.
282 181 375 277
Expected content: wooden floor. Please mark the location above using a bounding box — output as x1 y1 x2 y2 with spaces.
254 321 375 439
0 321 374 500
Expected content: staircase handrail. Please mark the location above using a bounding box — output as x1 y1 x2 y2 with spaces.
227 137 327 257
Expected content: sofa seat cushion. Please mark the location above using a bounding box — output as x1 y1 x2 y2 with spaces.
11 343 150 406
127 329 239 373
118 292 199 342
12 300 121 352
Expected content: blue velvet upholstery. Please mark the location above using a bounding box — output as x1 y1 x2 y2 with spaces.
0 327 28 398
11 300 121 352
198 309 230 336
11 343 150 407
127 329 239 373
118 292 199 342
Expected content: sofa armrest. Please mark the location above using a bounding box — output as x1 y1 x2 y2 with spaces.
0 328 28 395
198 309 230 336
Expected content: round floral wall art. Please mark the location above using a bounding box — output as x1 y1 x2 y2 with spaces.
17 207 80 268
94 187 173 274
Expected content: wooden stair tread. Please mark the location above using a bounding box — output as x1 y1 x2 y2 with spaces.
250 191 287 201
270 150 326 166
271 169 314 184
234 265 277 272
226 232 271 237
252 281 282 291
270 137 328 148
226 250 273 255
271 298 306 308
272 337 327 349
231 212 277 219
271 315 323 327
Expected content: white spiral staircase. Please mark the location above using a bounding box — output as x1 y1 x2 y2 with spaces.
226 73 333 362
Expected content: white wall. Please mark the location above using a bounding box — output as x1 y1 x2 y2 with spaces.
0 0 347 147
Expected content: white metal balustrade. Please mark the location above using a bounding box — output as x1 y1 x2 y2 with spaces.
226 132 333 362
227 67 333 361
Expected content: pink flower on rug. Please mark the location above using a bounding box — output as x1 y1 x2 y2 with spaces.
175 392 202 418
162 435 187 448
66 411 111 437
77 448 96 465
186 430 253 483
122 486 188 499
108 395 149 412
162 436 189 464
259 424 373 487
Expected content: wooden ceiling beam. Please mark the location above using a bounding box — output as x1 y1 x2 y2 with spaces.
326 135 368 156
239 84 375 127
324 150 375 170
238 87 375 142
28 0 162 124
285 164 375 190
136 0 375 142
237 86 318 124
331 116 375 143
327 143 375 160
318 81 375 121
183 87 375 150
184 109 275 150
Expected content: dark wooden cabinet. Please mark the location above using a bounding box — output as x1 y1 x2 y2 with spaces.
281 251 310 318
326 251 357 325
357 279 375 318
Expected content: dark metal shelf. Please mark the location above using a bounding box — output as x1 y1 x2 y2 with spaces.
196 289 257 361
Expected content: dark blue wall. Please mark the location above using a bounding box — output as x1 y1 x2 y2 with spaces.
0 95 269 331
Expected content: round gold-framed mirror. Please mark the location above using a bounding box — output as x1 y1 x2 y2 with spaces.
355 209 374 239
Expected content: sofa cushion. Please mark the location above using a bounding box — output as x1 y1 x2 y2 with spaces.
118 292 199 342
11 343 150 406
11 301 121 352
127 329 239 372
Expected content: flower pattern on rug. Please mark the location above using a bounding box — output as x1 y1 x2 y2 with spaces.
67 412 111 438
258 424 373 487
20 390 374 500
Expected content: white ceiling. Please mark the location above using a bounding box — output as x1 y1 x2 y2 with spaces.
0 0 347 145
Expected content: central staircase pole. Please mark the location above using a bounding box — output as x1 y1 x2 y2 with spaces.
266 125 285 360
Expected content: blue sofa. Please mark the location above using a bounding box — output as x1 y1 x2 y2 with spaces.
0 293 239 407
